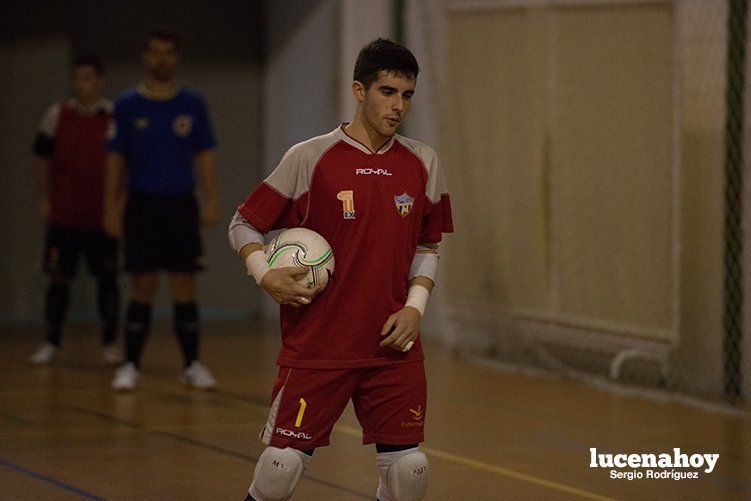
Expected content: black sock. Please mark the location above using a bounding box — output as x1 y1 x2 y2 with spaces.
97 276 120 345
125 302 151 368
375 443 418 453
45 282 70 346
174 302 199 367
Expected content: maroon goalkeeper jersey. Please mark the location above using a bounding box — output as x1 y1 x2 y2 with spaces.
238 125 454 369
34 99 112 230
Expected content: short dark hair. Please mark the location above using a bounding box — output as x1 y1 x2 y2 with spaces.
353 38 419 89
145 29 181 52
72 55 104 75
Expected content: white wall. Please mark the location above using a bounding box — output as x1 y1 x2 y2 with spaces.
338 0 394 121
262 0 342 176
0 37 70 324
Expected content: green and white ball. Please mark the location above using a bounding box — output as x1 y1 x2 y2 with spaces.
265 228 335 291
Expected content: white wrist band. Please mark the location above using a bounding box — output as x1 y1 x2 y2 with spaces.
245 250 271 285
405 284 430 317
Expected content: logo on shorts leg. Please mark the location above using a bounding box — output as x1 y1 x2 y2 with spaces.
409 405 424 421
401 405 424 428
275 427 312 440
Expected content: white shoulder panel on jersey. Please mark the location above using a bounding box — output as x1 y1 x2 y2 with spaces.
38 102 62 138
395 135 448 204
264 128 342 200
100 98 114 114
248 447 310 501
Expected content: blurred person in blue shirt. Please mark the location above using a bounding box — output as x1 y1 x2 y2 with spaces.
104 29 220 391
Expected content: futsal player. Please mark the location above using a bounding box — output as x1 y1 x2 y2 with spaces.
229 38 453 500
30 56 121 366
104 30 219 391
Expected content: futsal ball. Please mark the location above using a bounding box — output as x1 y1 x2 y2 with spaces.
265 228 335 291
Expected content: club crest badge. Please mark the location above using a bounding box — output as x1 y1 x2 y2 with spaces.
173 115 193 137
133 117 149 130
394 192 414 217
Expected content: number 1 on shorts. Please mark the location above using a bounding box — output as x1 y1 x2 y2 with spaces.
295 398 307 428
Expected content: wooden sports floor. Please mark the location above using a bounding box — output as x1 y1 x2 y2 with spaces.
1 320 749 500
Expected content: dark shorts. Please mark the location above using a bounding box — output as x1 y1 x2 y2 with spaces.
261 361 427 450
124 193 203 273
44 224 119 279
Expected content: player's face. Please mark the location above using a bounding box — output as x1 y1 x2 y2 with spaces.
357 71 416 139
72 65 102 103
144 39 179 81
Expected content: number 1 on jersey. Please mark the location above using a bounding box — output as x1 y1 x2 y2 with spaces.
295 398 307 428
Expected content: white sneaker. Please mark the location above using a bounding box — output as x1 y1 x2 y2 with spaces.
29 343 58 365
112 362 140 391
181 361 217 390
102 344 122 365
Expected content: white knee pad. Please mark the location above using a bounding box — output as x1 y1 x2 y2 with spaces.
249 446 310 501
376 447 429 501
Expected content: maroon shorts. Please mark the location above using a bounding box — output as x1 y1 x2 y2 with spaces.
260 361 426 450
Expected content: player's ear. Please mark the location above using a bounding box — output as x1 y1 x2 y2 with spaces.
352 80 366 103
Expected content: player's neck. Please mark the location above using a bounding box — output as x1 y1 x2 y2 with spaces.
76 95 100 112
144 78 178 97
345 116 390 153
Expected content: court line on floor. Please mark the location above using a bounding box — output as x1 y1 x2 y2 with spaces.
63 370 611 500
0 411 35 426
67 405 370 500
0 458 106 500
210 389 614 500
330 423 614 501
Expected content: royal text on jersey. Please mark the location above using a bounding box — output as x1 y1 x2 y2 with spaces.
356 168 392 176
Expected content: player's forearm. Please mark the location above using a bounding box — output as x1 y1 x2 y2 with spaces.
229 211 265 255
103 153 125 207
405 277 433 318
196 149 219 203
34 156 50 201
103 153 127 232
405 245 438 316
409 275 434 293
228 210 268 282
239 243 264 262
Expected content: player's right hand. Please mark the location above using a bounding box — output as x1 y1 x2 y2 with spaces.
200 197 220 228
103 209 122 239
260 266 316 308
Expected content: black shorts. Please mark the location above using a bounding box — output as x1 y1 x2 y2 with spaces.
44 224 119 279
124 193 203 273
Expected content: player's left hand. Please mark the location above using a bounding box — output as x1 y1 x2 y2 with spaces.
379 306 421 352
201 198 220 228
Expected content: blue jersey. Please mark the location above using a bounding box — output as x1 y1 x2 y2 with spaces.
107 86 216 196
